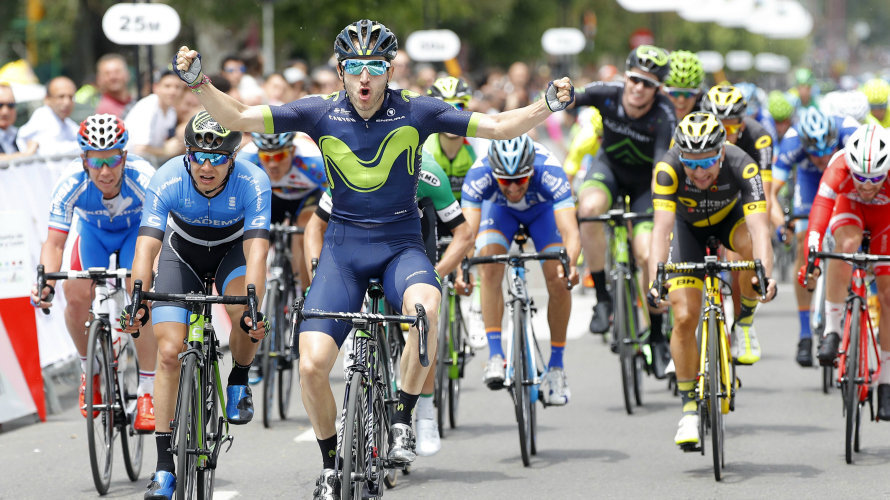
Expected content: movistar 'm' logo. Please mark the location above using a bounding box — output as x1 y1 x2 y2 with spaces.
319 127 419 192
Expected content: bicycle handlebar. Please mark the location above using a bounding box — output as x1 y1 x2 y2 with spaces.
461 248 572 290
805 247 890 288
269 223 305 235
655 258 768 302
578 209 654 224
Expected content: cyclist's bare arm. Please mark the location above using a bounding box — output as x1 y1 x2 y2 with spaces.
744 210 777 300
435 220 474 278
769 178 787 231
455 207 482 293
303 212 327 284
553 207 581 284
243 236 269 303
175 46 266 133
473 78 573 140
31 229 67 306
121 235 162 333
648 209 676 295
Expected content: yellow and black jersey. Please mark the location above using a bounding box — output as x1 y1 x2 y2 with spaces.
735 116 773 184
653 143 766 227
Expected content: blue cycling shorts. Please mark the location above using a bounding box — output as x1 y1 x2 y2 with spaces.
300 217 441 347
475 201 564 253
70 220 138 270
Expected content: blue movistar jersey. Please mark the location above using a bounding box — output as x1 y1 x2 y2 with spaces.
773 115 858 183
138 157 272 245
48 155 155 233
461 142 574 212
262 89 478 224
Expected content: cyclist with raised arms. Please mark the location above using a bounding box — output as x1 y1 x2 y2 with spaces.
172 19 573 498
771 107 857 367
460 134 580 404
121 111 271 499
574 45 676 376
661 50 705 121
798 124 890 420
647 112 776 450
30 114 158 431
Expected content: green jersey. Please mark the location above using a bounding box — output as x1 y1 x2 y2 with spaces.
422 134 477 201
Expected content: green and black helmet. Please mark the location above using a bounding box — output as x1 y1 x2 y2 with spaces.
184 111 242 153
427 76 471 103
626 45 670 81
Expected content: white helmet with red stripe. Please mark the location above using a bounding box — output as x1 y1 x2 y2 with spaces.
845 124 890 177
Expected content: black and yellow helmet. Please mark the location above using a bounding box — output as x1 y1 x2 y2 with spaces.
184 111 242 153
334 19 398 62
427 76 471 103
674 112 726 155
700 85 747 120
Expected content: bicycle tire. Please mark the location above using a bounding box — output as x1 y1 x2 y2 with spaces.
822 365 834 394
448 299 464 430
278 282 296 420
843 297 861 464
341 370 366 499
628 277 643 407
262 285 279 429
708 309 724 481
435 291 449 438
197 358 219 500
512 303 532 466
377 325 398 490
85 321 114 495
119 335 143 481
614 276 634 415
176 354 199 500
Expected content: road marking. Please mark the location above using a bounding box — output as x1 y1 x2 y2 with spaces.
294 428 316 442
214 492 239 500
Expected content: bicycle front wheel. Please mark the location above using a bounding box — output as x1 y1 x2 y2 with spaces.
843 298 861 464
614 276 635 415
261 285 279 428
175 354 200 500
118 334 143 481
341 370 366 499
448 298 465 429
512 304 533 466
197 358 219 500
708 309 724 481
277 282 296 420
435 291 449 438
85 322 114 495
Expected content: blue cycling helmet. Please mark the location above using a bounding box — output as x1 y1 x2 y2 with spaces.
734 82 763 116
488 135 536 178
78 114 128 151
251 132 296 151
797 107 838 155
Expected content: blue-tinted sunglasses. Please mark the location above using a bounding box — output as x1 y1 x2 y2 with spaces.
665 87 699 99
679 152 721 170
805 145 835 158
341 59 390 76
852 172 887 185
446 101 466 111
188 151 231 166
84 154 124 169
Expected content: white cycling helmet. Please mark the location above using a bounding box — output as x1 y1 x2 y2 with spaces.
821 90 870 124
845 123 890 176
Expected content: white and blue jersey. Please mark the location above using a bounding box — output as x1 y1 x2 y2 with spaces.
240 133 327 202
773 115 858 220
48 155 154 269
462 142 574 252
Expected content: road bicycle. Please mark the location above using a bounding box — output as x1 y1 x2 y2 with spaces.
805 232 889 464
462 226 571 466
258 222 304 428
579 207 659 414
654 237 767 481
129 277 259 499
36 264 143 495
293 281 429 498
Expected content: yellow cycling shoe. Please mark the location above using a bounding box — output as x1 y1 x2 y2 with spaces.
731 323 761 365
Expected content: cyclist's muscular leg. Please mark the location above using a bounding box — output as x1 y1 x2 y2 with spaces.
400 283 440 394
826 225 861 305
877 275 890 353
542 259 570 345
222 275 263 365
153 322 188 433
478 243 507 351
298 331 340 440
668 286 703 381
793 231 813 311
577 186 610 273
62 278 93 356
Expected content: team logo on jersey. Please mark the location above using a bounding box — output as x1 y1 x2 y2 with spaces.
387 108 396 117
419 169 441 187
229 197 237 210
319 127 418 192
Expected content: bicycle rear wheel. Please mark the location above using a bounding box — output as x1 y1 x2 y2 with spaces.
277 282 296 420
86 322 114 495
843 298 861 464
435 291 449 438
341 371 366 499
118 335 143 481
708 310 724 481
448 299 465 429
197 360 219 500
614 276 635 415
512 304 533 466
175 355 199 499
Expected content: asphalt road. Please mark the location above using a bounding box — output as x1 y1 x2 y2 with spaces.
3 277 890 499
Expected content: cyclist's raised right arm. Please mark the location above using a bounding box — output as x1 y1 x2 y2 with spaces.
175 46 267 133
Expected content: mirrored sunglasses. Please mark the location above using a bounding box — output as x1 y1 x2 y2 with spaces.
805 145 834 158
679 152 721 170
188 151 231 166
665 87 699 99
495 175 531 187
852 172 887 185
258 150 289 163
85 154 124 169
341 59 390 76
626 71 661 89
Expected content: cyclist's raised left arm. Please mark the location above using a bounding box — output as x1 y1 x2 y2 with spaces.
472 78 573 140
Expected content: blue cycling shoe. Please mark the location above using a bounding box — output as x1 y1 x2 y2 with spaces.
145 471 175 500
226 385 254 424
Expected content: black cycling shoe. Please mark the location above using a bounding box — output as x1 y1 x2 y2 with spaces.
589 301 613 334
651 340 670 380
816 332 840 367
796 338 813 367
878 384 890 421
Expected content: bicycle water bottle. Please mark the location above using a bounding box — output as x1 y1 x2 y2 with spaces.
188 313 205 342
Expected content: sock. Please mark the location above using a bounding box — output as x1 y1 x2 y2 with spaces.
486 328 504 358
678 380 697 415
826 301 845 336
227 360 251 387
650 313 664 343
138 370 155 396
591 270 609 303
881 353 890 385
798 310 811 339
736 296 758 327
318 435 337 470
155 432 174 473
549 342 565 369
415 394 434 421
79 356 88 375
394 391 420 426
